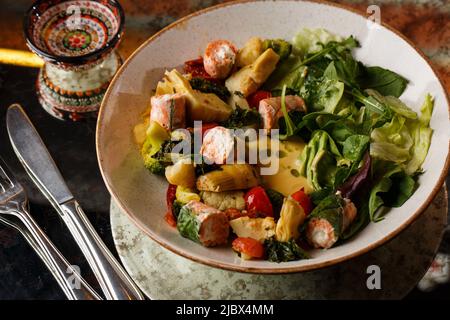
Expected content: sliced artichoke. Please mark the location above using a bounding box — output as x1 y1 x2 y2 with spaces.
275 197 306 242
196 164 260 192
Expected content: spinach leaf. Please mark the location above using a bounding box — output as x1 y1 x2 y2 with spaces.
172 200 184 219
361 66 408 98
221 106 261 129
309 188 334 205
382 171 416 208
368 161 416 221
189 77 231 101
177 205 201 243
264 238 309 262
265 189 285 218
340 200 370 240
342 135 370 161
303 78 345 113
299 130 349 190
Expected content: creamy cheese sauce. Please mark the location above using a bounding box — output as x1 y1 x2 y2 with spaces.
262 137 312 196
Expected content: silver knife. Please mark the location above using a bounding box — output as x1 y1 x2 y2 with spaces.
6 104 144 300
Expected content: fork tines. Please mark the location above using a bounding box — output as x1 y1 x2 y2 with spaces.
0 157 17 195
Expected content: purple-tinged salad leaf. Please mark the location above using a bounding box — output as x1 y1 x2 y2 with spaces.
338 152 371 199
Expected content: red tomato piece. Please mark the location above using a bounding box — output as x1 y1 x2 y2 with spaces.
200 122 219 137
223 208 257 220
232 237 265 259
247 91 272 109
244 186 274 218
291 188 313 215
184 57 221 83
165 184 178 227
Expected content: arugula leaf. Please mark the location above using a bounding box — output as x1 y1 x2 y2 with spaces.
361 66 408 98
279 85 296 140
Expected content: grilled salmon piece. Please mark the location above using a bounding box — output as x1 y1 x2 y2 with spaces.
258 95 306 129
150 93 186 131
203 40 238 79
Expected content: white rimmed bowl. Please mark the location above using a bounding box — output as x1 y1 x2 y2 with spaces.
97 0 450 273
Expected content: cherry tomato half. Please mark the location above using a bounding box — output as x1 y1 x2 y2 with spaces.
184 57 221 83
164 184 178 227
247 90 272 109
232 237 265 259
291 188 313 215
244 186 274 218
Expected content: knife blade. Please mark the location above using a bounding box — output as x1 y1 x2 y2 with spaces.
6 106 73 205
6 104 144 300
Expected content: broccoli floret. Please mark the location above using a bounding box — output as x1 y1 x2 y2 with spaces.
189 77 231 101
143 139 187 175
143 156 166 175
221 106 261 129
263 39 292 60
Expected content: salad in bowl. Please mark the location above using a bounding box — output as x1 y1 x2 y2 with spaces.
133 28 434 263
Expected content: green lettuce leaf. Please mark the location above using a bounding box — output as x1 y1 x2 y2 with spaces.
404 94 434 175
366 89 417 119
292 28 343 58
299 130 349 190
370 114 413 162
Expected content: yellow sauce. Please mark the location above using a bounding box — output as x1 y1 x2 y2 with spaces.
261 137 312 196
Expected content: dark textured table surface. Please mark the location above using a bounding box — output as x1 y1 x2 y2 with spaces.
0 0 449 300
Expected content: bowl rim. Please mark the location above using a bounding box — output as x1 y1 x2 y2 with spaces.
97 0 450 274
23 0 125 65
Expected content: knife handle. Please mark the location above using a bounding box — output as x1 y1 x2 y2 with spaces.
59 200 144 300
5 206 101 300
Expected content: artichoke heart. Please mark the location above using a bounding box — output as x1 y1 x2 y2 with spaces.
196 164 260 192
275 197 306 242
165 69 232 122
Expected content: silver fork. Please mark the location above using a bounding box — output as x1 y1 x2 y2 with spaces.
0 157 101 300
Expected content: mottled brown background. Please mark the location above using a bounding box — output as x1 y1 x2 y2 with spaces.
0 0 448 91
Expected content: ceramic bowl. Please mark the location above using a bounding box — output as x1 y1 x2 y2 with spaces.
97 0 450 273
24 0 124 65
24 0 125 121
